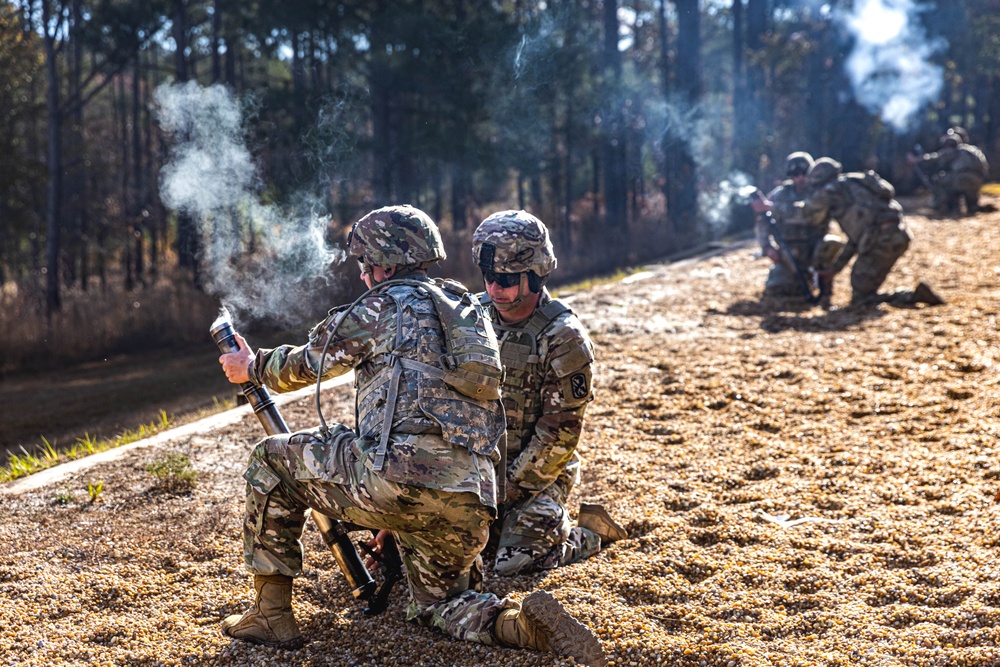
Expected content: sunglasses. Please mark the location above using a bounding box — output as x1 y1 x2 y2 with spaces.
787 166 809 177
482 271 522 288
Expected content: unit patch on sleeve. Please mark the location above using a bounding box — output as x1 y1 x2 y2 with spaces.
570 372 589 400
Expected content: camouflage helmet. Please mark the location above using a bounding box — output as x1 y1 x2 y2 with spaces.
785 151 815 177
947 126 969 144
808 157 843 188
347 205 446 268
472 210 557 277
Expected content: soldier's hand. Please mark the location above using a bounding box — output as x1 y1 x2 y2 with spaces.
363 530 391 573
765 247 781 264
219 332 254 384
750 192 772 214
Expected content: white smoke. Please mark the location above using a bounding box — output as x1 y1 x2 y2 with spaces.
155 82 346 326
646 96 744 234
699 172 757 233
837 0 945 132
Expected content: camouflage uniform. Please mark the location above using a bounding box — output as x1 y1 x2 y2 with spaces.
914 139 989 215
805 159 912 305
483 289 599 574
472 211 608 577
239 207 514 645
755 180 844 296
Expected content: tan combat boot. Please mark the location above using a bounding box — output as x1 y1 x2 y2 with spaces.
493 590 608 667
221 574 303 649
578 503 628 544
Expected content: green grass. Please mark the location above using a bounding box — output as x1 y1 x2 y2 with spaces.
553 267 643 296
145 452 198 492
87 480 104 503
0 411 173 484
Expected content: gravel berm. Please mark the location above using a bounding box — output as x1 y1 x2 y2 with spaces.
3 199 1000 667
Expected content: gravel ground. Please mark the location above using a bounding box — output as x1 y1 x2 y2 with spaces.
3 200 1000 667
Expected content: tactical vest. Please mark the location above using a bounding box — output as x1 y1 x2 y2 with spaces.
844 170 895 201
482 296 573 457
350 280 505 471
770 184 815 245
842 178 901 221
955 145 989 176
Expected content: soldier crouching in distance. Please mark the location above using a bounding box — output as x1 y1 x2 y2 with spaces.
803 159 944 309
217 205 607 666
908 130 990 216
471 210 627 577
751 151 845 309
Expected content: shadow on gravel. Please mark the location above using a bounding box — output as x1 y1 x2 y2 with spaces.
724 298 889 333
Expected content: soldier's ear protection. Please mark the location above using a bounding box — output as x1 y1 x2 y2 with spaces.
527 271 546 294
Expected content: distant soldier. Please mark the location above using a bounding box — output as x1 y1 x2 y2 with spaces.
751 152 844 307
471 211 627 577
805 158 944 307
909 132 989 215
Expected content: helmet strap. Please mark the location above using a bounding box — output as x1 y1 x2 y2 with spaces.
357 257 374 279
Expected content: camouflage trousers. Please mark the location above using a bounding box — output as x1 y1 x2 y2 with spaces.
932 171 984 215
764 234 845 297
849 221 912 305
241 424 514 644
493 458 601 576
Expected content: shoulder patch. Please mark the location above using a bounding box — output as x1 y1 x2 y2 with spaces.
570 372 589 400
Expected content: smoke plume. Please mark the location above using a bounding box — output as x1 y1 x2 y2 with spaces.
837 0 945 132
155 82 345 327
699 172 758 237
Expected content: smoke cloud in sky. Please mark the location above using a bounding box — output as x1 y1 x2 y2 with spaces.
836 0 945 132
155 82 345 328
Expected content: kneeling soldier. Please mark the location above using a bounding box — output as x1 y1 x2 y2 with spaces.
472 210 627 577
218 205 606 665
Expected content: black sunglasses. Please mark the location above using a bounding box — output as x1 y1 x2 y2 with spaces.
787 166 809 177
482 271 521 288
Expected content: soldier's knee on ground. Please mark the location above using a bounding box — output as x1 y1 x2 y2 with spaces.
762 283 801 298
494 548 537 576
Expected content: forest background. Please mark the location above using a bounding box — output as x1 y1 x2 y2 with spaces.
1 0 998 451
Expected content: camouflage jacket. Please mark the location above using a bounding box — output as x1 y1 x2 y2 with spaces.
249 272 503 509
917 145 989 177
755 181 830 254
481 290 595 494
804 177 906 274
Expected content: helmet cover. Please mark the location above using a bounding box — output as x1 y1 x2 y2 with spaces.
808 157 843 188
472 210 557 277
348 205 446 267
785 151 815 177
